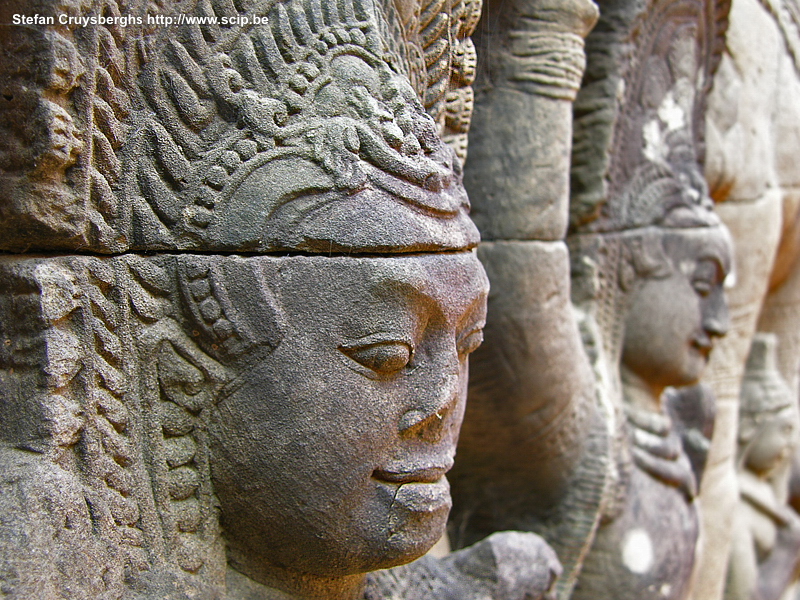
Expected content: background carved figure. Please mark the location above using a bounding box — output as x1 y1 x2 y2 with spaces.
449 0 732 598
693 0 800 597
725 334 800 600
565 0 733 598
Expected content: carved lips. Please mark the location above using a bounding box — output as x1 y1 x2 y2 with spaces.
690 335 713 361
373 460 454 514
372 462 453 485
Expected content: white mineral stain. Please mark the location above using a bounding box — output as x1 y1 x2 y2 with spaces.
643 119 665 163
621 528 654 574
658 93 686 132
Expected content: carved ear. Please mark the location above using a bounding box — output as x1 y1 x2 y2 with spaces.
619 252 636 292
737 418 758 446
621 232 672 291
176 256 286 364
618 243 637 292
125 261 229 578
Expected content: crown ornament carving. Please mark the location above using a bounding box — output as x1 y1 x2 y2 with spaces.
569 0 730 234
0 0 481 254
134 0 479 253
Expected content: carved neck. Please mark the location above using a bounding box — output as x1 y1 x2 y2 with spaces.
225 565 365 600
620 366 663 414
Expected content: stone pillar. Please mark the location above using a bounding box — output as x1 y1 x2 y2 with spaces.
447 2 604 599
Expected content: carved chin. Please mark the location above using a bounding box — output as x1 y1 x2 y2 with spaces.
373 478 452 569
300 477 452 575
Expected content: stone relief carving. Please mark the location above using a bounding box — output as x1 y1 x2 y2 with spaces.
4 0 800 599
0 0 574 598
448 0 734 598
664 383 718 485
446 1 607 599
725 334 800 600
691 1 800 598
1 252 493 599
570 222 732 600
565 1 732 598
364 531 562 600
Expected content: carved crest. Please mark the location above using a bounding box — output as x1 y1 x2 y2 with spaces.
570 0 731 232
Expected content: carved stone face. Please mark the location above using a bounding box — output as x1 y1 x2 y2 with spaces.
743 409 797 476
207 253 488 586
621 226 732 393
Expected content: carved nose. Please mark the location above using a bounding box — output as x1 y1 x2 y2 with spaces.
703 289 730 338
399 371 460 439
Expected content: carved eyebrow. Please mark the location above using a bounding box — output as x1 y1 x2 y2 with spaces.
369 277 437 307
457 288 488 328
368 262 488 321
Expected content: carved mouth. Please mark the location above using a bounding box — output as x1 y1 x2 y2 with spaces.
372 463 452 485
692 337 713 359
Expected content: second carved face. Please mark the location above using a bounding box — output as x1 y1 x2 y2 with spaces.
621 226 733 393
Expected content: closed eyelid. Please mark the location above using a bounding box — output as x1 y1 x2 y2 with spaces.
693 260 723 286
697 256 728 282
339 332 415 350
457 328 484 356
339 339 413 377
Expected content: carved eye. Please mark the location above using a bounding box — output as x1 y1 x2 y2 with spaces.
692 279 712 297
692 260 720 297
341 341 412 375
458 329 484 357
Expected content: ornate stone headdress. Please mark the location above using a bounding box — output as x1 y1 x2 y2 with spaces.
569 0 730 234
568 0 731 366
134 0 478 252
740 333 794 419
0 0 481 254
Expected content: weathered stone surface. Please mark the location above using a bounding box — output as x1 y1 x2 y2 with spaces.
464 0 598 241
448 2 604 597
725 334 800 600
564 0 734 598
570 225 732 600
0 0 572 597
570 0 730 234
693 0 800 597
0 252 489 599
0 0 481 255
448 240 605 598
693 192 784 600
365 531 562 600
665 383 718 484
